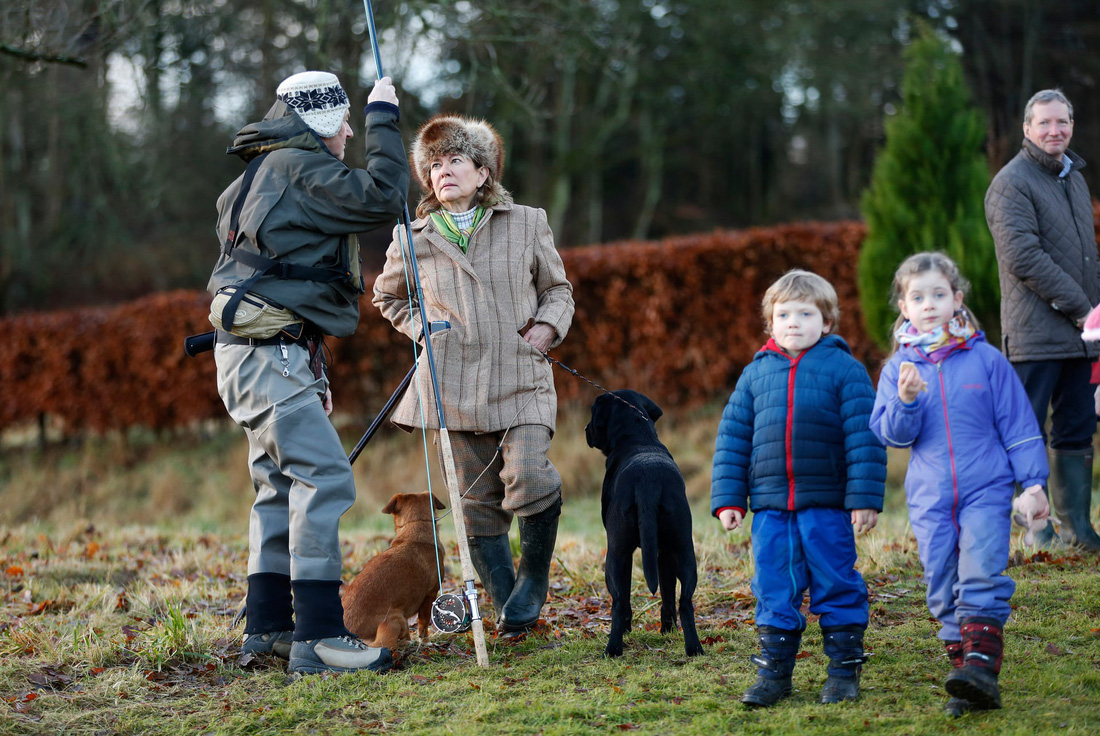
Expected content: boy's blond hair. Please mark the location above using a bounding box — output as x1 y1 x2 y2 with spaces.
761 269 840 334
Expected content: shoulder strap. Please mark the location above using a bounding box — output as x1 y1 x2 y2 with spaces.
219 151 345 332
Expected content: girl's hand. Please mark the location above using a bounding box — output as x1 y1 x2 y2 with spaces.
897 361 927 404
1094 385 1100 418
1015 484 1050 523
718 508 743 531
322 388 333 416
851 509 878 534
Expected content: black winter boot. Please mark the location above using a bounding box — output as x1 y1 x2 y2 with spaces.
499 498 561 632
945 618 1004 710
1050 449 1100 552
819 626 868 704
943 640 972 717
741 627 801 707
467 534 516 612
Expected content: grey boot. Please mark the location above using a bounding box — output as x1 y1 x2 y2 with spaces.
499 498 561 632
467 534 516 609
819 626 868 704
741 628 801 707
1050 449 1100 552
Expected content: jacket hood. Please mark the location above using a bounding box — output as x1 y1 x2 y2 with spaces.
225 99 330 161
756 332 851 361
1021 138 1087 177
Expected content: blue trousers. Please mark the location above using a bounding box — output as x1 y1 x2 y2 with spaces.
908 481 1014 641
751 507 869 631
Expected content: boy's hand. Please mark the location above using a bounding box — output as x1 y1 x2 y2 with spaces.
851 509 878 534
897 361 927 404
718 508 743 531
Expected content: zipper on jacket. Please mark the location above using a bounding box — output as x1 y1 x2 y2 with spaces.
784 352 806 511
935 362 962 532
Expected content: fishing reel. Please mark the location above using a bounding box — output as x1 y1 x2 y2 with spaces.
430 593 471 634
430 582 482 634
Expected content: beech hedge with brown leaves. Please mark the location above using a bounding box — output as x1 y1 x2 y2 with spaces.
2 209 1094 434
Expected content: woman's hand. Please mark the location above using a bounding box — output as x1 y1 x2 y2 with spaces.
851 509 878 534
368 76 399 106
718 508 743 531
522 322 557 353
897 361 926 404
322 388 333 417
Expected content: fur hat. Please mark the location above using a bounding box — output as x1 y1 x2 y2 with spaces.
411 115 506 193
276 71 350 138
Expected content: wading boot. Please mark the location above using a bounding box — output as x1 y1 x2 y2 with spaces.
499 498 561 632
467 533 516 613
943 640 972 717
945 618 1003 710
242 572 294 660
819 626 868 704
741 627 801 707
1050 449 1100 552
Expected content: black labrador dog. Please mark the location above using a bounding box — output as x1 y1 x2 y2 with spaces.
585 389 704 658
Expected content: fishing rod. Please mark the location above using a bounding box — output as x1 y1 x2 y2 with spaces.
360 0 490 667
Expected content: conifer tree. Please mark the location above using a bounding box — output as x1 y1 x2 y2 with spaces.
858 26 999 349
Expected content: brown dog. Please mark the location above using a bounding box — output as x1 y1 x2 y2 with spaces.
342 492 446 650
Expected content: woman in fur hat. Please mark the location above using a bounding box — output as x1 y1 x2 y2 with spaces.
373 115 575 632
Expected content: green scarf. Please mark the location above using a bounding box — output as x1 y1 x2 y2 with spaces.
429 207 486 253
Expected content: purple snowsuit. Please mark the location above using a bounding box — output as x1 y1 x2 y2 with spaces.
870 331 1048 641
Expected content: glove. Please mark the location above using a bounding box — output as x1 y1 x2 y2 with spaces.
1012 485 1054 546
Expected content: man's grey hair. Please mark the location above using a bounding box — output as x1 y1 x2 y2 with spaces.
1024 89 1074 125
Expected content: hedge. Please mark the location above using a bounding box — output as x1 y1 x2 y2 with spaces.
3 207 1097 434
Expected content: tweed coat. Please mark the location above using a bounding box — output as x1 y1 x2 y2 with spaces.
373 202 574 433
985 139 1100 362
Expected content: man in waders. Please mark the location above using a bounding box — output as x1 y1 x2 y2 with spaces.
207 71 409 674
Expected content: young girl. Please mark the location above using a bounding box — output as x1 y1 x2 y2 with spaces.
870 252 1049 716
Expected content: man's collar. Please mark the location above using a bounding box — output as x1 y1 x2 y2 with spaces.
1021 138 1087 176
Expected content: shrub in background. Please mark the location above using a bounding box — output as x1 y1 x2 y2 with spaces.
0 222 876 435
858 25 999 348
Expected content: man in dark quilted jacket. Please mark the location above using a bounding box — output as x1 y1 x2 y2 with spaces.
985 88 1100 551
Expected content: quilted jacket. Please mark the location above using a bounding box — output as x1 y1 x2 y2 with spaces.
985 139 1100 361
710 334 886 516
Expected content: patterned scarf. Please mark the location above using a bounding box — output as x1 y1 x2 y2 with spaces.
895 309 977 363
429 207 486 254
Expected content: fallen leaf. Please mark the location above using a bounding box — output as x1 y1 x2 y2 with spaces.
1045 643 1065 655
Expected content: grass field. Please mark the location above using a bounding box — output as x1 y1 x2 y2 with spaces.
1 404 1099 734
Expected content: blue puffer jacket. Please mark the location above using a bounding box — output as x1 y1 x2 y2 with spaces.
870 332 1048 507
711 334 887 516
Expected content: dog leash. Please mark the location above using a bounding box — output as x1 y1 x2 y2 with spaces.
542 353 651 422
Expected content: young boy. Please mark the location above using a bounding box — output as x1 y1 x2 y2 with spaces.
711 269 886 707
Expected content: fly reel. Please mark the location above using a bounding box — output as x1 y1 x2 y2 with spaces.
430 592 472 634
